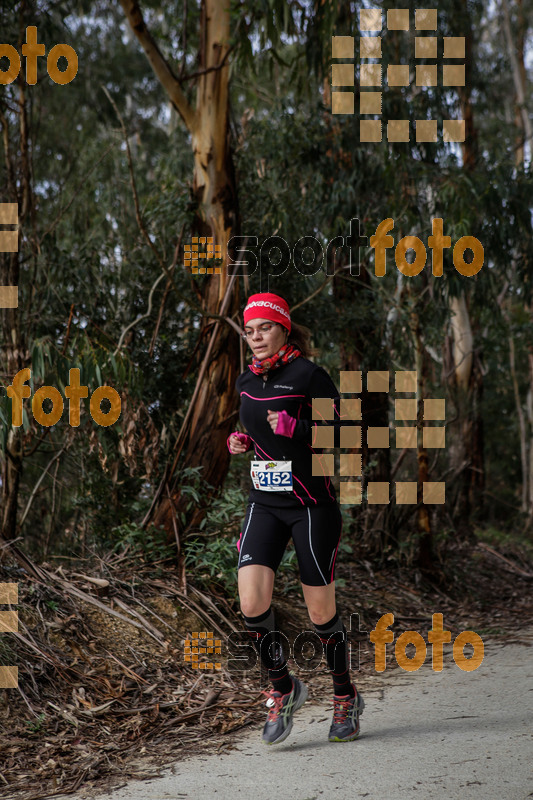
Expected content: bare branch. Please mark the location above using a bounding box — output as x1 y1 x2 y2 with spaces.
113 270 167 357
19 445 67 528
118 0 197 134
180 45 234 82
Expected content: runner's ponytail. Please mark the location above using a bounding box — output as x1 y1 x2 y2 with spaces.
287 322 317 359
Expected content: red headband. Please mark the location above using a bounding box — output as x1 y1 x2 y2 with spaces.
243 293 291 333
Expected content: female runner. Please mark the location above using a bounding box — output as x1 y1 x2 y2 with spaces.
227 292 364 745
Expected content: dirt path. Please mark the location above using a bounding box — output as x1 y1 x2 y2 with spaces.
56 631 533 800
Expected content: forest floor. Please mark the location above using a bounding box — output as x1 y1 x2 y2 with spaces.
0 529 532 800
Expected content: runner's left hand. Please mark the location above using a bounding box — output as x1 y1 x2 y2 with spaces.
267 409 279 433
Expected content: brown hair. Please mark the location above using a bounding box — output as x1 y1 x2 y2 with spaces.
269 292 317 359
286 321 317 359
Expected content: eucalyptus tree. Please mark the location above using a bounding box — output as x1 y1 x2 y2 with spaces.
116 0 337 542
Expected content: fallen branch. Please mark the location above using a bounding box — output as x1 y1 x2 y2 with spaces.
58 581 166 644
477 541 533 578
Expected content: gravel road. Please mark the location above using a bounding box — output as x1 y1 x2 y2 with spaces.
57 631 533 800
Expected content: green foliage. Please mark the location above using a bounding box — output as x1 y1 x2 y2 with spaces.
183 481 249 595
109 520 173 563
198 485 249 533
25 713 47 734
105 467 207 561
0 0 531 569
184 536 238 596
183 480 303 595
475 524 533 559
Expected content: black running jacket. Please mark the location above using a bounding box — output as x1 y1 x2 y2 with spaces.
235 356 348 508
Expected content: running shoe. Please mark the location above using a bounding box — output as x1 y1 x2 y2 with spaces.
261 672 308 745
328 684 365 742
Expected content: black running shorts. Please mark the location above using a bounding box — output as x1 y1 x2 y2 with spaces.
236 501 343 586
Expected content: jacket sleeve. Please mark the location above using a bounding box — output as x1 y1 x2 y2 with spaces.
290 366 358 447
230 373 254 452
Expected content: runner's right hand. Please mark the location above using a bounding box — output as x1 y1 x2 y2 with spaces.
228 434 248 454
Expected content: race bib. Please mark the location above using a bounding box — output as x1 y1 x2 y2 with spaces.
251 460 293 492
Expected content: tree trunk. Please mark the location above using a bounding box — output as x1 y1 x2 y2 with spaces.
410 308 433 572
501 0 532 521
446 293 481 539
458 0 478 170
502 0 532 162
444 0 484 540
0 81 31 540
119 1 241 555
526 344 533 528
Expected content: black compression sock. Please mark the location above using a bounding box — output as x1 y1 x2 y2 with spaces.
314 611 356 698
243 606 293 695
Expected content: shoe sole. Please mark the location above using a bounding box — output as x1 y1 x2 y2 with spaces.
328 694 365 743
263 680 308 745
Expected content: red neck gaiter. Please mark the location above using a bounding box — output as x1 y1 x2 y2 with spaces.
248 343 302 375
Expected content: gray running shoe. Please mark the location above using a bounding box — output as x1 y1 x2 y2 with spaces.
328 685 365 742
261 673 308 745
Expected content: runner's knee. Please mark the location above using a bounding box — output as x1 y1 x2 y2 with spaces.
238 567 274 617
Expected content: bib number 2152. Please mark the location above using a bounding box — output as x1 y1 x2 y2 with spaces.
251 460 293 492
